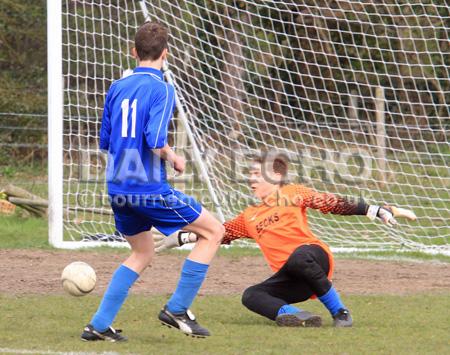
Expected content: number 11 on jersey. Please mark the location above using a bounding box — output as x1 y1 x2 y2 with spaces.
121 98 137 138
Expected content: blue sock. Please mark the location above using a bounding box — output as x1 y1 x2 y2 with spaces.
277 304 302 316
318 286 345 316
91 264 139 332
166 259 209 314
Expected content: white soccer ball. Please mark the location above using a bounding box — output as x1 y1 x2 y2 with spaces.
61 261 96 297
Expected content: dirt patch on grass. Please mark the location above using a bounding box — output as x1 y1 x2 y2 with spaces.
0 249 449 296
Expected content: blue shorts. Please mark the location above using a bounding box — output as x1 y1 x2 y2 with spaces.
110 189 202 236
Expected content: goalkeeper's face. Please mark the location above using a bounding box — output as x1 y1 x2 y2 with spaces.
249 162 282 200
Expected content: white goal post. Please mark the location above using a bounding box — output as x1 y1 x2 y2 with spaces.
48 1 449 255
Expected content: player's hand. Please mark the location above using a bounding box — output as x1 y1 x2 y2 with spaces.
377 206 398 226
367 205 417 227
173 155 185 174
154 230 198 253
366 205 397 226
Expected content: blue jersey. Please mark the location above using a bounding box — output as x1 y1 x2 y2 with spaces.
99 67 176 195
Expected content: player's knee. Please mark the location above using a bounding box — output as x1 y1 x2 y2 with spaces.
135 249 154 266
241 286 258 308
215 223 226 242
204 222 225 244
290 256 315 278
296 257 312 270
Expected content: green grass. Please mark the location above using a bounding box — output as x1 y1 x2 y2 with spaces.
0 169 449 354
2 214 450 262
1 161 449 253
0 294 449 354
0 165 47 198
0 214 49 249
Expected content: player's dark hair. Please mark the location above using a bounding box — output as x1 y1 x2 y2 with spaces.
253 154 289 183
134 22 168 61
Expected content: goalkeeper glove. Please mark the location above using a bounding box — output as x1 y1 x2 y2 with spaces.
366 205 417 226
154 230 198 253
366 205 397 226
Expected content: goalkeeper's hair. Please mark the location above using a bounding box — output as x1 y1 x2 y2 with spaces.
134 21 168 61
253 153 289 185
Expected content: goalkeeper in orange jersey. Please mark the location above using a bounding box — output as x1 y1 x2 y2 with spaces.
155 154 412 328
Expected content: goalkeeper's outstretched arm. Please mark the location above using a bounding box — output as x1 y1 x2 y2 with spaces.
293 185 416 226
221 213 249 244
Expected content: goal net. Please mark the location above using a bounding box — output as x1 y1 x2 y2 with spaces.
49 1 449 254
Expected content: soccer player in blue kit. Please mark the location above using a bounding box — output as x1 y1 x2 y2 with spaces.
81 22 225 341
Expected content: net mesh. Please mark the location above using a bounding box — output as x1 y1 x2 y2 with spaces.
60 0 449 253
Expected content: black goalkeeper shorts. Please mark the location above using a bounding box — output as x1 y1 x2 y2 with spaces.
241 244 332 320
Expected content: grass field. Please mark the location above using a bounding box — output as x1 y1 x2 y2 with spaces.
1 212 450 354
1 294 449 354
1 163 449 255
1 171 450 354
2 214 450 263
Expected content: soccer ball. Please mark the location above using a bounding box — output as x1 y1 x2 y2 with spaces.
61 261 96 297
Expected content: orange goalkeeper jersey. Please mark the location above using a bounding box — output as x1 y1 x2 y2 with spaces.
222 184 367 278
